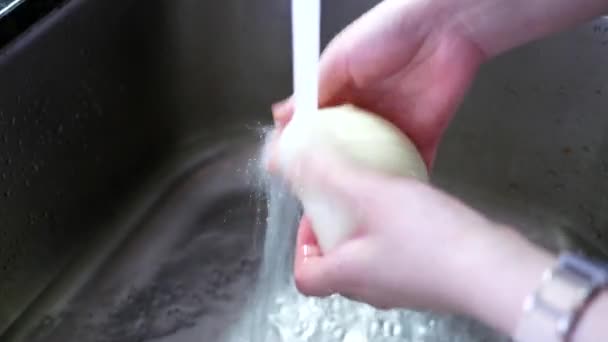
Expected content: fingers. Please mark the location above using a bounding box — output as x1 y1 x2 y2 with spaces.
318 0 438 102
293 216 364 297
272 98 294 128
293 216 333 296
271 2 404 117
269 1 365 128
294 216 373 299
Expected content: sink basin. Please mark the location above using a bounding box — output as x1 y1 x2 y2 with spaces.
0 0 606 341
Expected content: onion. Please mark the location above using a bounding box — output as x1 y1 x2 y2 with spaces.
277 104 428 252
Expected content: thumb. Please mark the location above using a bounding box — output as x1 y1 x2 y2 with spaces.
287 152 379 296
271 98 294 128
293 216 369 297
293 217 335 296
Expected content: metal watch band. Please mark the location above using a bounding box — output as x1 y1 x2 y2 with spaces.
513 252 608 342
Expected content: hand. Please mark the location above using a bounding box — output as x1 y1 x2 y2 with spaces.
273 0 485 166
273 0 607 166
281 150 555 335
266 0 608 337
279 150 494 312
268 0 488 315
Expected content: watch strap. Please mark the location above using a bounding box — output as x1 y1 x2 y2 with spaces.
514 252 608 342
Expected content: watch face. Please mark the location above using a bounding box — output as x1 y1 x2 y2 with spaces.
515 304 564 342
539 268 593 313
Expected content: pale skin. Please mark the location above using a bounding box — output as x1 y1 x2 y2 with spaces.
268 0 608 341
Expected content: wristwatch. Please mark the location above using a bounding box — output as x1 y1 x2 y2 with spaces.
514 252 608 342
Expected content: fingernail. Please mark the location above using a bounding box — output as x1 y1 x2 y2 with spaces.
272 99 288 113
302 243 322 259
302 245 313 257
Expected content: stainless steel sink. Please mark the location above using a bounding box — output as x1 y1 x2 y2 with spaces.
0 0 607 341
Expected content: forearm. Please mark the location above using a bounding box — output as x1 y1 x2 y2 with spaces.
455 227 608 341
449 0 608 58
452 227 555 334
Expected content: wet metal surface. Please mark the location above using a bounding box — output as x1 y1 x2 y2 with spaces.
5 139 267 342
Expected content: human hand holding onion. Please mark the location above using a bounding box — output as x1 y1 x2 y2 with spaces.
265 101 556 336
263 0 608 339
265 101 516 313
264 0 492 312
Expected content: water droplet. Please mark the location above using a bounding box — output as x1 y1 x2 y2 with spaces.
382 321 393 337
587 213 595 226
332 327 344 339
391 324 402 337
369 321 380 337
601 161 608 176
343 329 367 342
413 325 428 338
508 182 519 192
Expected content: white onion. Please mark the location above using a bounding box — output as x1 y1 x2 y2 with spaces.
277 104 428 252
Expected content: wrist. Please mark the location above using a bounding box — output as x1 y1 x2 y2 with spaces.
447 0 608 58
513 253 608 342
450 225 556 334
572 290 608 342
